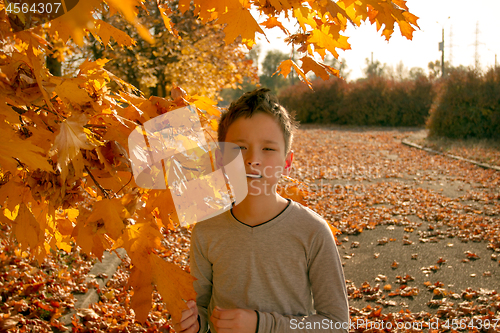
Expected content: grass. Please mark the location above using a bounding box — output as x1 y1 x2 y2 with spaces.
415 135 500 167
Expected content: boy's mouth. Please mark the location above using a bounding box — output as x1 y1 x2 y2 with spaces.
246 173 262 179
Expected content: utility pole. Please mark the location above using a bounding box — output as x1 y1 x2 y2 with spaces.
474 21 480 70
439 28 445 77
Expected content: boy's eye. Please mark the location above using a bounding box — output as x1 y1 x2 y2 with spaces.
263 148 275 151
234 146 246 150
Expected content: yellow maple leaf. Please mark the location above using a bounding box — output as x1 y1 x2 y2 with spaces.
307 25 351 58
150 254 197 324
273 59 312 88
392 0 409 11
178 0 191 14
267 0 292 11
158 5 180 39
26 43 54 111
0 121 52 174
261 17 289 35
50 113 95 183
49 0 102 46
189 95 221 117
112 221 164 264
92 19 137 47
273 59 294 78
300 55 339 80
105 0 154 44
13 203 43 251
0 103 21 124
0 178 26 212
216 1 265 48
54 78 93 105
128 265 154 323
293 7 318 31
87 199 126 240
145 190 178 229
72 221 94 255
72 208 112 259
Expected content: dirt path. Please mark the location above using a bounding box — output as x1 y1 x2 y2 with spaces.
290 126 500 320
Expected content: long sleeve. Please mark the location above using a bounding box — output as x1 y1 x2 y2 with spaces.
190 225 212 333
188 202 350 333
255 222 349 332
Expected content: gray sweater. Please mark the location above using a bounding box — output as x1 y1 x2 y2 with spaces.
190 199 349 332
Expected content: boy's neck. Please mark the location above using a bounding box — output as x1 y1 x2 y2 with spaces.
231 194 289 227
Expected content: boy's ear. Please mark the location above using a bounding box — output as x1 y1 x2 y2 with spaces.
284 150 294 172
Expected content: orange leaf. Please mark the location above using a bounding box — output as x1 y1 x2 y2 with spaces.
273 59 312 88
13 203 43 251
307 25 351 58
261 17 289 35
267 0 292 11
150 254 197 324
158 5 180 39
105 0 154 44
216 1 265 48
299 55 340 80
128 265 154 323
87 199 126 240
49 0 102 46
93 19 136 47
50 113 95 183
54 78 93 105
0 130 52 174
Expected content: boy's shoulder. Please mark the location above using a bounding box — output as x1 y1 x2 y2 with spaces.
286 200 333 234
190 209 232 237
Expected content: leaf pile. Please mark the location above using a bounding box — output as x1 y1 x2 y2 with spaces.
0 223 95 332
1 127 499 331
288 127 499 331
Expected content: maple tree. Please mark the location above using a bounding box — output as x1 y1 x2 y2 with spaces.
0 0 419 327
83 1 258 99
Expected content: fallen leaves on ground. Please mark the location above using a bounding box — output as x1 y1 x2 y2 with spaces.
1 127 499 331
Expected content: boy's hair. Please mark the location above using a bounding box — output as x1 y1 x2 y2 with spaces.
218 88 299 155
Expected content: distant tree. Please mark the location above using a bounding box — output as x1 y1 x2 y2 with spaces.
395 61 409 81
409 67 426 80
325 56 350 80
428 60 452 79
384 61 409 81
259 49 290 94
363 57 386 78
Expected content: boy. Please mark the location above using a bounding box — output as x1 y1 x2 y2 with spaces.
176 88 349 333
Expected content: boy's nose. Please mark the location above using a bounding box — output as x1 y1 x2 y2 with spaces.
244 149 261 166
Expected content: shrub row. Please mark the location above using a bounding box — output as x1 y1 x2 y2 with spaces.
427 67 500 139
278 67 500 140
279 76 435 127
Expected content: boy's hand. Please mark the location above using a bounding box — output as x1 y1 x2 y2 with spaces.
210 306 257 333
173 300 199 333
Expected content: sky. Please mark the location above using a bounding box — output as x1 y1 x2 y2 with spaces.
254 0 500 81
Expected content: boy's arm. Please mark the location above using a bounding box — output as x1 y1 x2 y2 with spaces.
255 223 350 333
189 226 213 333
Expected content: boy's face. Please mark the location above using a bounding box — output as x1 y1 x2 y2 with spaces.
224 112 293 197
